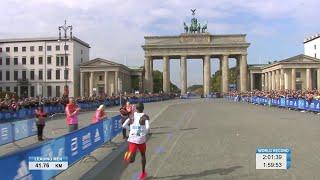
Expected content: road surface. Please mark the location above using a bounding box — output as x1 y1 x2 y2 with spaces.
92 98 320 180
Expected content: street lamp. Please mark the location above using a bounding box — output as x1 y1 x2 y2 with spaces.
58 20 72 98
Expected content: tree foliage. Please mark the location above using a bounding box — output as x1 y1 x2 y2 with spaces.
211 67 238 92
152 70 180 93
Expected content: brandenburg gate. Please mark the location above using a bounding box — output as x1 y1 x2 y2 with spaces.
142 10 250 95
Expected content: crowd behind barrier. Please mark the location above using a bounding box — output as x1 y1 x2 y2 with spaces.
225 90 320 112
0 93 176 146
0 114 123 180
0 93 176 122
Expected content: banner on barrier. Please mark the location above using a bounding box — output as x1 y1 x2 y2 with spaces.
0 123 13 145
111 115 122 138
227 96 320 112
64 121 105 165
0 135 66 180
298 99 305 109
13 119 37 141
13 120 29 141
280 98 286 107
103 119 112 143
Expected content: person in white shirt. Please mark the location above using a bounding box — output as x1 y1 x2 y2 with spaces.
122 102 149 180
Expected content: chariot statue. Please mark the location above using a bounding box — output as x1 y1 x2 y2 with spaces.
183 9 208 33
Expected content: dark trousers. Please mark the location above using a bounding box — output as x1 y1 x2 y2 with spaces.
36 124 45 140
121 116 128 138
68 124 78 132
122 128 127 138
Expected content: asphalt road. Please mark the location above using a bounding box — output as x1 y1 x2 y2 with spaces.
94 98 320 180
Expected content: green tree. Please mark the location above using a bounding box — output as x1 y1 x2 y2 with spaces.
152 70 180 93
131 76 140 91
188 85 203 95
211 67 238 92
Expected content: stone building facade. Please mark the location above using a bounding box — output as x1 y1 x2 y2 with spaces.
249 54 320 91
0 37 90 97
79 58 143 97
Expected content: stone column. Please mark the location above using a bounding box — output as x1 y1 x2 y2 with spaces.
119 72 123 93
180 56 187 95
291 68 296 90
144 56 151 93
317 69 320 90
284 71 289 90
250 73 254 91
80 72 84 97
203 55 211 95
264 73 268 91
139 75 143 92
115 71 119 94
89 72 93 96
280 69 284 90
261 73 265 91
104 71 108 95
275 70 280 90
266 72 269 91
306 68 312 90
221 54 229 93
271 71 275 90
268 72 272 91
236 59 240 91
219 60 222 91
150 59 154 93
163 56 170 93
240 54 248 92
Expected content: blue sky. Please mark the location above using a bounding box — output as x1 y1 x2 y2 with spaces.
0 0 319 87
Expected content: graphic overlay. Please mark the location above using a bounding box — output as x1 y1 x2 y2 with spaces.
256 148 291 169
28 156 68 170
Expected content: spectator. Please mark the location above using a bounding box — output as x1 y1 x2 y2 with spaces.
92 105 107 124
35 106 47 141
120 100 130 139
65 97 80 132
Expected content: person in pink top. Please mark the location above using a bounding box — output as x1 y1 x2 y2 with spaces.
92 105 107 124
65 97 80 132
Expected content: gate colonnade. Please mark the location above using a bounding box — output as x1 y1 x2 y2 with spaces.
142 33 250 95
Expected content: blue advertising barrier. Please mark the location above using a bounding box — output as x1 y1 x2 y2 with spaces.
13 120 30 141
0 123 13 145
0 118 37 145
0 115 123 180
111 115 122 138
225 96 320 112
63 121 105 165
103 119 112 143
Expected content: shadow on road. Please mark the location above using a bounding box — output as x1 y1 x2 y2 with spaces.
180 127 198 131
151 127 197 135
149 166 243 180
151 126 169 130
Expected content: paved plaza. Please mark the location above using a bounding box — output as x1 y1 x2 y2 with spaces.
84 99 320 180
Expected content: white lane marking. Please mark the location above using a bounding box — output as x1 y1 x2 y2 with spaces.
152 110 195 177
149 105 169 124
145 110 191 170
